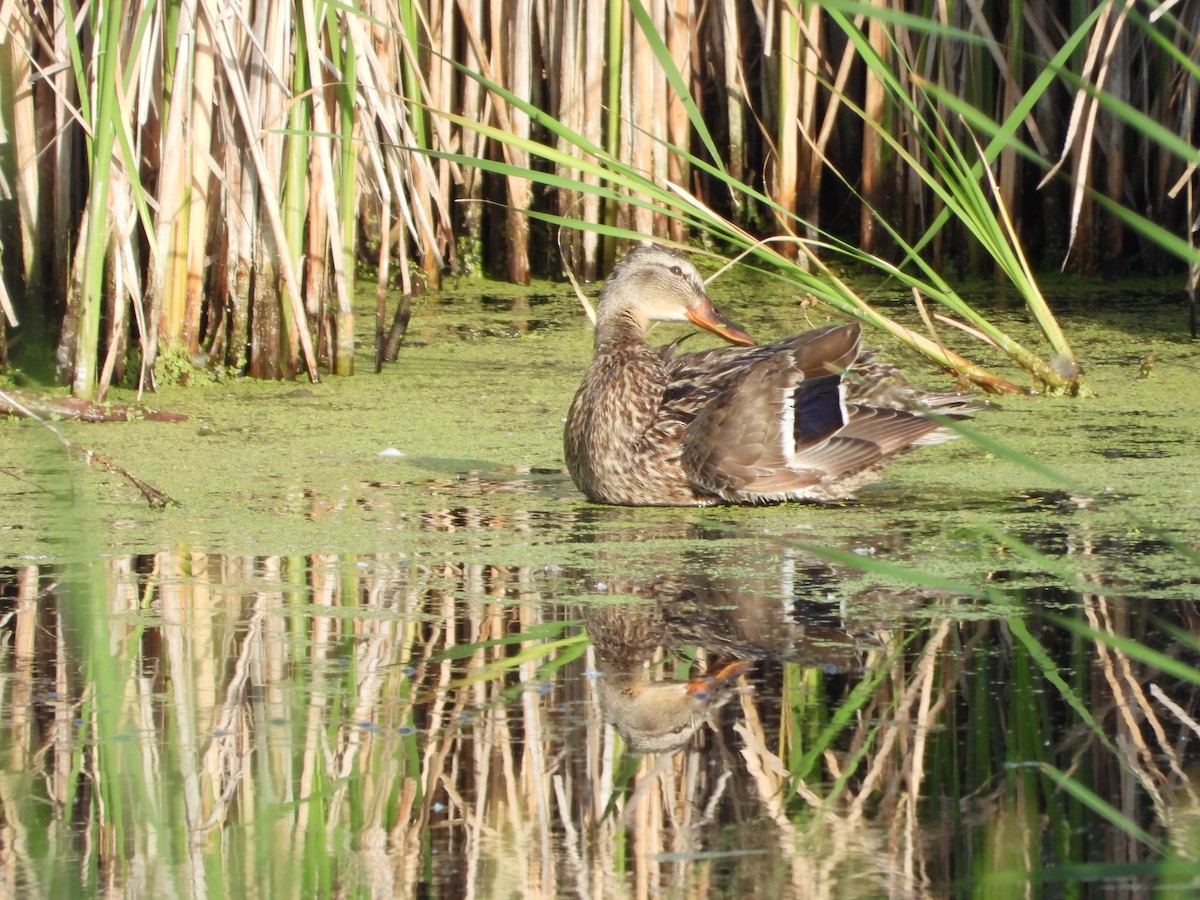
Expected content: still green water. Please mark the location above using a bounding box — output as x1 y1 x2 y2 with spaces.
1 271 1198 897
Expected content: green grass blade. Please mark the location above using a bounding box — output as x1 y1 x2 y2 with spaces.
1006 617 1119 757
626 0 724 172
1037 762 1163 852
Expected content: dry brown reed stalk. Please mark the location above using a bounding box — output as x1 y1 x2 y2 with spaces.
395 3 455 281
547 1 581 276
516 603 555 886
501 0 533 284
50 611 77 845
734 615 966 896
325 561 397 827
198 582 265 832
774 2 802 252
859 2 889 258
427 0 457 227
3 565 41 866
358 2 446 355
735 687 893 897
157 552 214 890
712 2 746 199
626 2 655 239
300 20 354 376
1149 685 1200 807
5 9 35 297
1043 1 1133 272
295 555 333 844
453 0 490 271
664 0 690 245
580 0 609 277
1083 590 1195 825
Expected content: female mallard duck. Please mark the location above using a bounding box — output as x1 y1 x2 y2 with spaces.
564 244 981 506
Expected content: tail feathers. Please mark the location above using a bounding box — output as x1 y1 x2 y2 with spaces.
915 391 989 417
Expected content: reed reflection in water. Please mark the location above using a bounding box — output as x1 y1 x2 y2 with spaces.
1 508 1198 897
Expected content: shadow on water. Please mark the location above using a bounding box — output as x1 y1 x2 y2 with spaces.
2 490 1199 898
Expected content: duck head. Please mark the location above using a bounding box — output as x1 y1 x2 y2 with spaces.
597 660 752 754
597 245 756 346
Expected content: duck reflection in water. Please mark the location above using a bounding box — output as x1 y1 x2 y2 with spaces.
581 549 914 755
585 596 753 754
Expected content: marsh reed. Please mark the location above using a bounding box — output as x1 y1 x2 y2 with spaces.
0 2 1196 395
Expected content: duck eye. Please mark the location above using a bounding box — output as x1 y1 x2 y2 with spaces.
669 265 684 277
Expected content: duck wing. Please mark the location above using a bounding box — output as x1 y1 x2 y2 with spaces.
677 323 952 502
661 323 858 421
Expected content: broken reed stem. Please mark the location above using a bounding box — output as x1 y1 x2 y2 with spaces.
0 388 180 508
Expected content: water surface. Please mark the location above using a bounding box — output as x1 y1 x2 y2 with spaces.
2 275 1198 897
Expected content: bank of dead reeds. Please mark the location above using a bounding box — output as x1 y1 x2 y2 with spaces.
0 2 1196 396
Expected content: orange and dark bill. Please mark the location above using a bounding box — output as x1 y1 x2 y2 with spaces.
685 298 756 346
684 660 752 697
